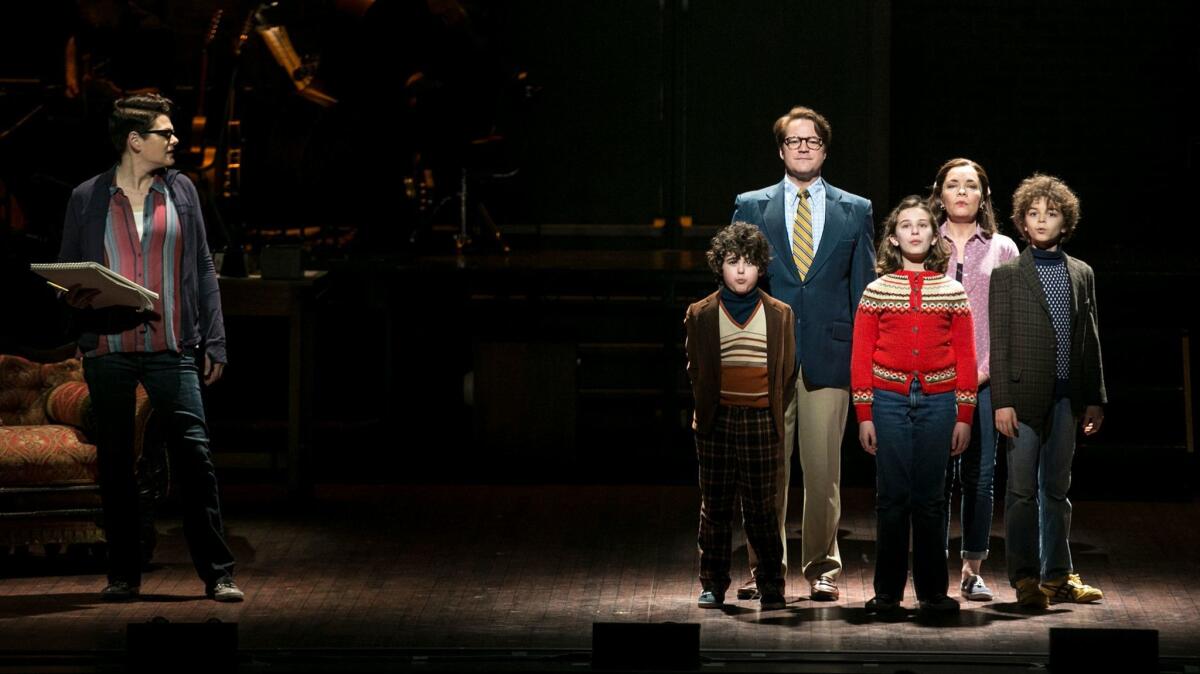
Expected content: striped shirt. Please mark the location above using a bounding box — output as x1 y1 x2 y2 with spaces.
718 299 769 407
90 176 183 355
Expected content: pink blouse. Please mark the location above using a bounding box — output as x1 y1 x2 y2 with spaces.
939 222 1019 380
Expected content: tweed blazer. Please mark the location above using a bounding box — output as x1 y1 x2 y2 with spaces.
684 289 797 444
989 247 1106 435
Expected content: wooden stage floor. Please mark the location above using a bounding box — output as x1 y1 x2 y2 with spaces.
2 485 1198 672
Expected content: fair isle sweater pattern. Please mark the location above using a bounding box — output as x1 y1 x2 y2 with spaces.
851 271 979 424
856 273 973 316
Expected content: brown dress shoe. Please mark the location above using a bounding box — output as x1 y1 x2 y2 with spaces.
810 577 839 601
736 578 759 600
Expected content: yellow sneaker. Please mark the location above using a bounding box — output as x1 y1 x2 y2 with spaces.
1015 577 1049 608
1040 573 1103 603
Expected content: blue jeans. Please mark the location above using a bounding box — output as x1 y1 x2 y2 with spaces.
945 383 996 560
871 382 955 601
1005 396 1076 584
84 349 235 586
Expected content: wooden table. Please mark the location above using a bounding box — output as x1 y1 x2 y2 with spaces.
218 271 326 499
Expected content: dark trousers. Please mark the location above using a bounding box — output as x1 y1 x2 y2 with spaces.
944 383 997 560
84 349 235 586
695 405 783 595
871 383 955 601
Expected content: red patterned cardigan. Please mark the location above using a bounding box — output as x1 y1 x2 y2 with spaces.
850 270 978 424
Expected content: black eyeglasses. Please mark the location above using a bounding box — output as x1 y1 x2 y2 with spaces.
782 135 824 150
142 129 177 140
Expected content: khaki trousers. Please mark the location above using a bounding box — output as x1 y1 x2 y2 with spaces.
747 365 848 584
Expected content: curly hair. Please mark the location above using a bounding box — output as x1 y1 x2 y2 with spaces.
876 195 949 275
1010 173 1081 244
929 157 999 237
109 93 173 153
705 221 771 281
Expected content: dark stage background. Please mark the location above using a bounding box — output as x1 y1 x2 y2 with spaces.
2 0 1197 494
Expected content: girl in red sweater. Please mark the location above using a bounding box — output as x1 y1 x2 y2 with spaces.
852 195 977 617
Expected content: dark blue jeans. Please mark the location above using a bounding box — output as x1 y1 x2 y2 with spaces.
83 349 235 586
944 383 996 560
872 382 955 601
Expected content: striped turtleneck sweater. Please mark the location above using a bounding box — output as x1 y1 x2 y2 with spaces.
850 270 979 423
718 287 769 407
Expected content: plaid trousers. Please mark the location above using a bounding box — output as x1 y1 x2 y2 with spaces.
695 405 783 594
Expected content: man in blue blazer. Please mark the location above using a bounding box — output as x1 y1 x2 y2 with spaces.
731 106 876 602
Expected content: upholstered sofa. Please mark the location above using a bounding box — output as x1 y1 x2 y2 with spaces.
0 355 163 555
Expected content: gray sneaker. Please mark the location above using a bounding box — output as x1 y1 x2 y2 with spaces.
697 590 724 608
206 577 245 602
960 574 994 601
100 580 140 602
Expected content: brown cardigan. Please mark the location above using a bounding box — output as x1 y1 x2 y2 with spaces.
684 289 797 444
989 247 1106 436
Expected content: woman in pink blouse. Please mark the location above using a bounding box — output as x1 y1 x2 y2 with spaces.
929 158 1019 602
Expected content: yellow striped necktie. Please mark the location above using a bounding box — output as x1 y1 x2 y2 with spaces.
792 189 814 280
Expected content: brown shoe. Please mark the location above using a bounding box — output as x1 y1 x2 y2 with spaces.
1015 577 1049 609
736 578 759 600
810 577 839 601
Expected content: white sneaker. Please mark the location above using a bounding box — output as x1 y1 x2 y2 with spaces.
960 574 993 601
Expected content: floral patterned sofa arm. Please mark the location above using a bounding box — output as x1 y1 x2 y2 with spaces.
44 379 154 462
0 355 161 551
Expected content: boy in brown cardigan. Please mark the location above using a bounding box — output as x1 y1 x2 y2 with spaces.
684 222 797 610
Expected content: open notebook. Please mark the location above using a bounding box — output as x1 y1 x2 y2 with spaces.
30 262 159 311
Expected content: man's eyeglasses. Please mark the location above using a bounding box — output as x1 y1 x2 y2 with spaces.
142 129 177 141
782 136 824 150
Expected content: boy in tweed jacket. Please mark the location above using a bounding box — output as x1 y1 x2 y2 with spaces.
989 174 1106 608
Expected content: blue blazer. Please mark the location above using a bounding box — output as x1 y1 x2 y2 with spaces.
732 179 875 389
